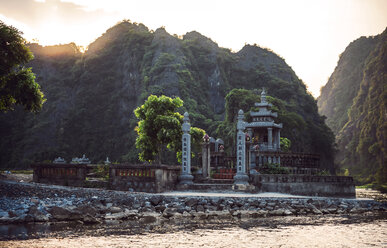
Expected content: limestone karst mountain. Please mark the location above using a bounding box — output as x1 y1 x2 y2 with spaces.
0 20 334 170
318 28 387 186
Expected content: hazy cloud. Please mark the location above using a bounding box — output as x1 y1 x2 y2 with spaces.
0 0 114 27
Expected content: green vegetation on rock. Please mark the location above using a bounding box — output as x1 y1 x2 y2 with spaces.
318 28 387 187
0 20 334 171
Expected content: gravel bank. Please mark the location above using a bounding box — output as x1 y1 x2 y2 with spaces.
1 179 386 227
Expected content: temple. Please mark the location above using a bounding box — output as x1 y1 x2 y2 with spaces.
245 88 283 174
31 89 355 197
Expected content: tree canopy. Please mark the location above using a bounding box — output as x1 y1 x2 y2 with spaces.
134 95 204 163
0 21 45 112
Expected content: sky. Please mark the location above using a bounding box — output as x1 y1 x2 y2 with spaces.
1 0 386 98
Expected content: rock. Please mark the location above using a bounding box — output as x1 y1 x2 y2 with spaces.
108 206 122 214
83 214 101 224
349 207 367 213
284 209 293 215
0 211 10 218
185 198 198 207
150 196 163 206
170 212 183 220
321 209 330 214
196 205 205 212
141 212 160 223
327 208 337 214
193 212 208 220
48 206 82 221
162 208 176 218
267 202 276 207
28 206 49 222
269 209 285 216
312 208 322 215
74 205 98 216
239 210 254 218
155 205 166 213
217 204 225 211
105 220 121 225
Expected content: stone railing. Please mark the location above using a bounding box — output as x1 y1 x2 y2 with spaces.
109 164 180 193
31 163 88 187
253 151 320 168
250 174 355 197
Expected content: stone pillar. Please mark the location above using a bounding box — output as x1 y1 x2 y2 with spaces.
268 128 273 150
234 109 249 185
202 143 208 177
277 129 281 151
207 144 211 178
179 112 193 184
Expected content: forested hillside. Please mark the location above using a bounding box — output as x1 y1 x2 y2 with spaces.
318 28 386 186
0 20 334 170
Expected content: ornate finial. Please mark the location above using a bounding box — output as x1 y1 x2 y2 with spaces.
238 109 244 119
261 88 267 103
183 112 189 122
182 112 190 132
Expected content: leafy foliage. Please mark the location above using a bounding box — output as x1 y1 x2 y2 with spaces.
134 95 184 163
0 21 45 112
280 137 291 152
318 28 387 187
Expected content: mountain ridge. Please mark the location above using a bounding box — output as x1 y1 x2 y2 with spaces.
0 20 334 170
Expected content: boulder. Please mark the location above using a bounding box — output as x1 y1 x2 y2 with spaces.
196 205 205 212
74 205 98 216
185 198 198 207
82 214 101 224
28 206 49 222
162 208 176 218
48 206 82 221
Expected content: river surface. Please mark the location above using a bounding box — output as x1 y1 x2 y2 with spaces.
1 212 386 248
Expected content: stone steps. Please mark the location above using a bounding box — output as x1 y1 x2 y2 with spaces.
179 183 235 192
194 179 234 184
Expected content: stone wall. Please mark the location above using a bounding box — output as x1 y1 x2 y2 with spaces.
251 174 356 197
109 164 180 193
31 163 87 187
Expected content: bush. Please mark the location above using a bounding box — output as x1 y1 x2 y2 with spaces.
260 163 289 174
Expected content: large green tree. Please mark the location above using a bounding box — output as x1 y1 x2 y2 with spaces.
134 95 204 163
0 21 45 112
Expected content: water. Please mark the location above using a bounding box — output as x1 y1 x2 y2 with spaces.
1 213 386 247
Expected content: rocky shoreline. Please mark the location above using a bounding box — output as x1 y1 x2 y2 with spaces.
0 180 386 226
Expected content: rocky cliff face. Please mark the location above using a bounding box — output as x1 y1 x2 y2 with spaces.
317 28 387 185
0 21 333 168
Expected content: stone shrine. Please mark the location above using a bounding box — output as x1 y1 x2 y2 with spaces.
245 88 283 174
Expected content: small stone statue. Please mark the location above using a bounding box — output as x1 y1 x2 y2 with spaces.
104 156 111 165
53 157 66 164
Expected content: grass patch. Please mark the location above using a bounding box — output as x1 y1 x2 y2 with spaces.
1 170 33 174
356 183 387 193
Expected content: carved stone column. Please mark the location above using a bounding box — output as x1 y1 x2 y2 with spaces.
234 109 249 185
207 144 211 178
179 112 193 184
268 127 273 150
202 143 208 178
277 129 281 151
